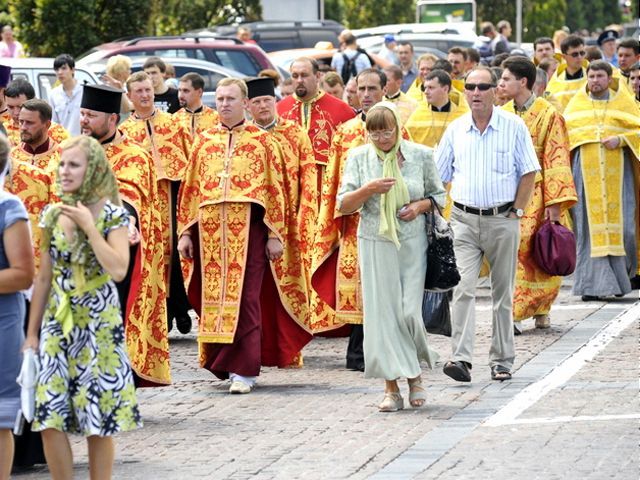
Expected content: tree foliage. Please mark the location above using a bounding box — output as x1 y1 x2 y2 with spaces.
339 0 415 29
523 0 567 42
7 0 261 57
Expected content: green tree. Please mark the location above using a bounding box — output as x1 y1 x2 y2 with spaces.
477 0 515 31
340 0 414 29
324 0 345 24
149 0 262 36
523 0 567 42
565 0 622 33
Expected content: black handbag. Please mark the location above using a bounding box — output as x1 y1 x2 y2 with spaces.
424 197 461 291
422 290 452 337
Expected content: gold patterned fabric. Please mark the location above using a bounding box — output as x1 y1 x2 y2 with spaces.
564 84 640 258
546 63 587 113
503 97 578 320
174 106 219 140
5 160 52 271
386 91 418 125
103 131 171 385
11 141 61 174
177 123 286 354
120 109 190 281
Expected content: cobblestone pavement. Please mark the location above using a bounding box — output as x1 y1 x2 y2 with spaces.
14 281 640 479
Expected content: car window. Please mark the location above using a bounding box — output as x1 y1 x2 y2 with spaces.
38 73 57 103
255 31 299 52
10 72 29 83
300 30 340 48
172 66 214 90
149 48 207 60
211 50 260 76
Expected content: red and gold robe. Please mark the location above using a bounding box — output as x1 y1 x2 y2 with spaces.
276 91 355 192
258 118 317 363
11 140 61 175
502 97 578 321
178 122 307 370
5 160 52 271
120 109 190 284
6 121 69 148
310 117 411 332
103 131 171 385
174 105 219 140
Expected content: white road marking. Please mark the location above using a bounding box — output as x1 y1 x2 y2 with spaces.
494 413 640 426
484 302 640 427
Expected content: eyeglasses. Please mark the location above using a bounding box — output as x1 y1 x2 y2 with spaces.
568 50 587 58
464 83 495 91
368 128 396 140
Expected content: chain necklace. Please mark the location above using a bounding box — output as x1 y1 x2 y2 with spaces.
590 94 610 142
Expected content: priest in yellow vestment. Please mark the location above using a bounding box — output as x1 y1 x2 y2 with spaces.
564 60 640 300
500 57 577 330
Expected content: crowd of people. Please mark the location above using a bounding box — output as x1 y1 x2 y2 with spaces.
0 19 638 478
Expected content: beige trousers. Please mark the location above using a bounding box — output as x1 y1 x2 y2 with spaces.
449 207 520 370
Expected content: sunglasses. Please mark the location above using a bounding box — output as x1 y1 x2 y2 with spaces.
368 128 396 141
464 83 495 91
568 50 587 58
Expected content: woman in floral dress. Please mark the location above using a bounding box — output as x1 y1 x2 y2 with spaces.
24 136 141 479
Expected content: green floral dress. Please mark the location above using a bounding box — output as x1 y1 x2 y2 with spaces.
32 202 142 436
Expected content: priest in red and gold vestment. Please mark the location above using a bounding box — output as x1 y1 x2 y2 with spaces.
11 99 61 175
276 57 355 194
178 78 292 394
174 72 219 141
245 77 316 367
5 78 69 147
80 84 171 386
120 71 193 335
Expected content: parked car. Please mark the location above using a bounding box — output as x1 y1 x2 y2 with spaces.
85 57 243 108
357 32 475 58
268 45 394 77
1 57 100 103
77 35 275 77
353 23 478 40
190 20 345 52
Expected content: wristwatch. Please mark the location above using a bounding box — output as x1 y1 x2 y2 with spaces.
510 207 524 218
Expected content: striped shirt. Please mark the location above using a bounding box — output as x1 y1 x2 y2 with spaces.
435 107 540 209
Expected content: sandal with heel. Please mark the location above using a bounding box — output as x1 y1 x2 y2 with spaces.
378 391 404 412
408 378 427 408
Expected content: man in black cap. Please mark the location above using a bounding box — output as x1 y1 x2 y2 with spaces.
80 83 172 387
597 29 619 68
245 76 315 368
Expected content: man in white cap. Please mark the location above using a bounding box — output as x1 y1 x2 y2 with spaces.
378 34 398 65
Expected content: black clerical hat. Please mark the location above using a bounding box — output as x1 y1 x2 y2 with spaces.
597 29 618 46
81 84 122 114
0 65 11 88
246 77 275 99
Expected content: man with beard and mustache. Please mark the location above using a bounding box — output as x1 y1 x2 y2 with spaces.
12 99 61 173
277 57 355 197
79 83 170 387
120 71 193 335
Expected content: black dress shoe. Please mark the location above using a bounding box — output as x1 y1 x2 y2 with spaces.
167 315 174 332
581 295 602 301
176 315 192 334
346 362 365 372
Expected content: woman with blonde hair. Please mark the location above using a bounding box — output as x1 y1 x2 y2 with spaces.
337 102 445 412
23 136 141 479
102 55 133 114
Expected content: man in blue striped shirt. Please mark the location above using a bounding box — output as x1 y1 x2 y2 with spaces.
435 67 540 383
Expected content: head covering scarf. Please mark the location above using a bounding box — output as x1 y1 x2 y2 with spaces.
41 136 122 287
368 101 410 249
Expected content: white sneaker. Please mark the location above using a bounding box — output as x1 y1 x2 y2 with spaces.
229 380 252 394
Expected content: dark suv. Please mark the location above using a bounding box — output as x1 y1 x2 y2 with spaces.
189 20 345 52
76 35 274 77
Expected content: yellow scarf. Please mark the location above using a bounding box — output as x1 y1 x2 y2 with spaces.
369 102 410 249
